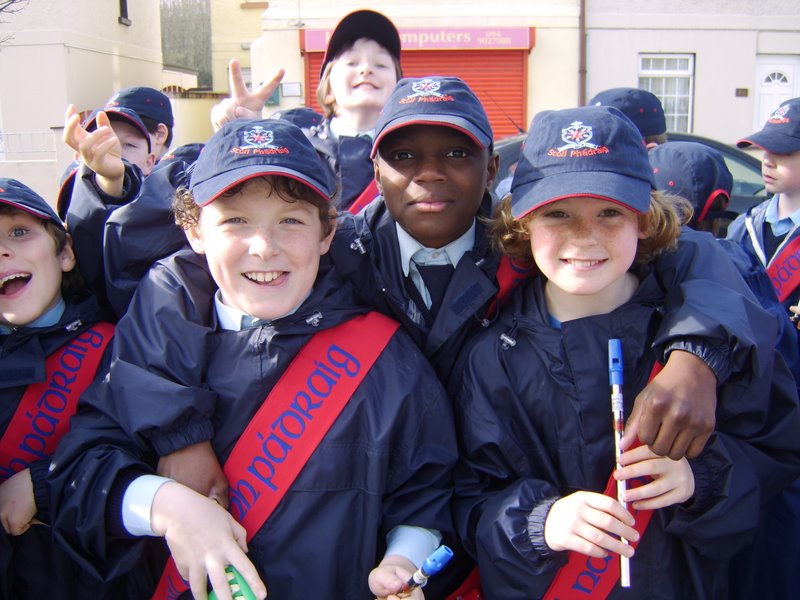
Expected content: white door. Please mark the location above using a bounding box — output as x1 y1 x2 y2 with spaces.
755 56 800 129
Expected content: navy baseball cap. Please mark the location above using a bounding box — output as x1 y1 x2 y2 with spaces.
270 107 324 130
511 106 655 219
321 10 401 78
737 97 800 155
588 87 667 138
0 178 65 231
106 86 174 128
83 107 151 152
650 141 732 222
56 160 82 220
189 119 334 207
372 76 493 158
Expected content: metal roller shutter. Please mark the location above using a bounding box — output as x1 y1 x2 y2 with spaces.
305 49 527 139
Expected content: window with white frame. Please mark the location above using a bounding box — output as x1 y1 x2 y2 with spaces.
638 54 695 132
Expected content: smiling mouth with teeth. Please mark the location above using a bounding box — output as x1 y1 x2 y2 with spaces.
244 271 284 284
0 272 31 295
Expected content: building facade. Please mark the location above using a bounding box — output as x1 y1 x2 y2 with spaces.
247 0 800 144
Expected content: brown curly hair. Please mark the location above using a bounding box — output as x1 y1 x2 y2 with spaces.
490 191 692 266
173 175 335 238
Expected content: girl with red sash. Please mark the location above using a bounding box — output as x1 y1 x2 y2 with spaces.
451 107 800 599
0 179 119 599
48 119 458 600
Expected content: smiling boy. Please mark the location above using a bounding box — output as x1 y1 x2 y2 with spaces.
48 119 458 600
0 178 121 598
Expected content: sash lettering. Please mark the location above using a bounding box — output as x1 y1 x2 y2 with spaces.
767 235 800 302
152 312 400 600
0 322 114 481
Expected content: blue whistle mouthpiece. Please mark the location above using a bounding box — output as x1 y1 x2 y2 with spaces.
608 339 624 386
421 545 454 577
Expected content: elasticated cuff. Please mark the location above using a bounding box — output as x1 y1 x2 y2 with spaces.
527 496 561 559
148 420 215 456
664 337 730 383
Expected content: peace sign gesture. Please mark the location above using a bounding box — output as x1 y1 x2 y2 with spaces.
210 59 285 131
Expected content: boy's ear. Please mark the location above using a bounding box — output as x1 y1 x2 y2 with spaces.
59 235 77 273
373 161 383 195
154 123 170 146
143 153 156 176
184 224 207 255
486 152 500 189
319 207 338 255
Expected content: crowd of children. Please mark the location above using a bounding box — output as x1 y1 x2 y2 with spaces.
3 6 800 600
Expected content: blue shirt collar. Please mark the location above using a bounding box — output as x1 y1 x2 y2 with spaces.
396 221 476 277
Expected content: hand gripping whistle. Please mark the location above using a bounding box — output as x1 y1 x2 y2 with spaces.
208 566 256 600
608 339 631 588
399 545 454 594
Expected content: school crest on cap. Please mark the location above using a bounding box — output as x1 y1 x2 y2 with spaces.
549 120 610 158
769 105 791 124
401 78 455 104
559 121 600 151
230 126 289 156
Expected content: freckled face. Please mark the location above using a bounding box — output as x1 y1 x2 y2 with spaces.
185 178 335 321
526 196 644 300
375 125 497 248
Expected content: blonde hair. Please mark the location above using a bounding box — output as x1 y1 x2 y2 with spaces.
316 48 402 118
491 191 692 265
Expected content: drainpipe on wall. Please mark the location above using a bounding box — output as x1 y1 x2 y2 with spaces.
579 0 587 106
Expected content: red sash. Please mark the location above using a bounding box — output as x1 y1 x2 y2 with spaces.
152 312 400 599
543 362 663 600
0 322 114 482
767 235 800 302
484 256 535 318
348 179 379 214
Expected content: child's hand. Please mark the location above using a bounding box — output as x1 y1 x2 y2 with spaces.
63 104 125 197
790 305 800 329
622 350 716 460
150 481 266 600
157 441 230 509
210 59 285 132
615 444 695 510
0 468 37 536
543 491 637 559
368 554 424 600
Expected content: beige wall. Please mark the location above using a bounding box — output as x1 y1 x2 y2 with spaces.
0 0 163 202
210 0 269 92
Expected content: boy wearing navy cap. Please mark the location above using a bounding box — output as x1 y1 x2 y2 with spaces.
83 105 155 176
452 106 800 599
727 97 800 316
48 119 457 600
0 179 126 598
725 97 800 600
588 87 668 147
214 9 403 211
106 86 175 162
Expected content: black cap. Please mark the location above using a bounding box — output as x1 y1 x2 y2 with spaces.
0 178 65 231
320 10 401 78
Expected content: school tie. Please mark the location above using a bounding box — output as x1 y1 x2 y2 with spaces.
415 263 455 317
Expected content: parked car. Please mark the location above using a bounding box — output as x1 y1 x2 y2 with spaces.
493 131 768 218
